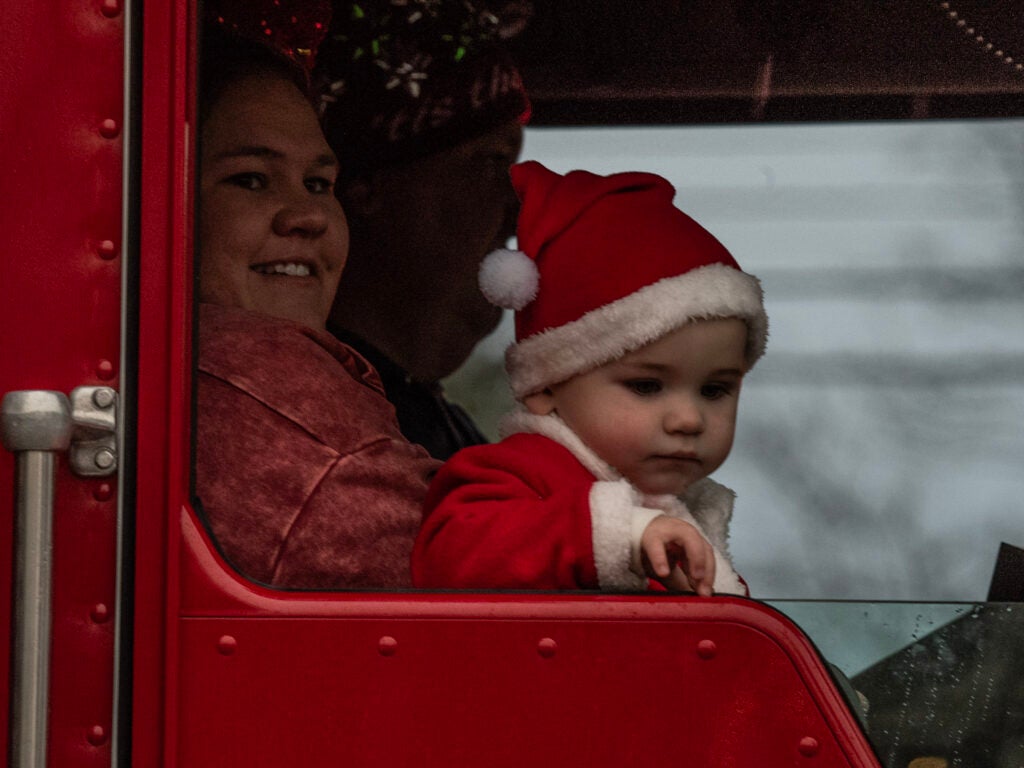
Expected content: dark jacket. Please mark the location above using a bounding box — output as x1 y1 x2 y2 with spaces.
330 330 488 461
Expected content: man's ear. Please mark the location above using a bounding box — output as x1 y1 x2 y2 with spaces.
338 173 383 218
523 390 556 416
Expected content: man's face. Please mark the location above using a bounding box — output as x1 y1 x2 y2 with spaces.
199 73 349 329
366 120 524 359
525 319 748 496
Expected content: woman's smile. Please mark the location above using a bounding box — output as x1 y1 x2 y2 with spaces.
250 260 317 277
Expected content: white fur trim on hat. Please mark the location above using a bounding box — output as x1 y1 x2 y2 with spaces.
479 248 539 311
506 263 767 399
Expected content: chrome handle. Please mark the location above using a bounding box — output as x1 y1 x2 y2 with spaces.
2 390 73 768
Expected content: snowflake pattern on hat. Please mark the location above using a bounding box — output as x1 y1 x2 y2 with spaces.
316 0 531 172
320 0 512 103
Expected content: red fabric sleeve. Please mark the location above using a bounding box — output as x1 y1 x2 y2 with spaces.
412 434 601 589
196 303 438 589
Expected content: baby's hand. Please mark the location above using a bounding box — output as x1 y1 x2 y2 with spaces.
640 515 715 596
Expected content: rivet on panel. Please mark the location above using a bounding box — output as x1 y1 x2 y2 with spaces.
99 118 120 139
696 639 717 659
90 603 110 624
217 635 237 655
378 636 398 656
537 637 557 658
100 0 121 17
86 725 107 746
92 387 116 408
94 448 115 470
96 359 116 380
97 240 117 260
93 482 113 502
798 736 820 757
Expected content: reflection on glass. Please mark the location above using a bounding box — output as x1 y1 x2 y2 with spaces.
769 601 1024 767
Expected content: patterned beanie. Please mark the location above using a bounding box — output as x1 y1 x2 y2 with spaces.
315 0 531 177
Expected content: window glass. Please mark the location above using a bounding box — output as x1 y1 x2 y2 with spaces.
446 120 1024 600
769 600 1024 767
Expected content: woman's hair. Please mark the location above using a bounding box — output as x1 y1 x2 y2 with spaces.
199 24 313 126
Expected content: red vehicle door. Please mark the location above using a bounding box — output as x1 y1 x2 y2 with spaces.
1 0 126 764
3 2 884 765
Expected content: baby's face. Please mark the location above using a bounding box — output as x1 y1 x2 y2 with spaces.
526 318 747 496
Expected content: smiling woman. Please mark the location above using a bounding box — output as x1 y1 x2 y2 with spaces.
198 31 348 330
192 18 438 589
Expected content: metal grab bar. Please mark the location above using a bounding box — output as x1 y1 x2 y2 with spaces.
2 391 73 768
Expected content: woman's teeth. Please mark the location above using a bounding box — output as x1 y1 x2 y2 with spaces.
252 262 312 277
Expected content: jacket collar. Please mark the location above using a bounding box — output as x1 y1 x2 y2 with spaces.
497 407 736 555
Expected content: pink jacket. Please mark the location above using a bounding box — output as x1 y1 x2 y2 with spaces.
413 410 746 594
196 303 439 589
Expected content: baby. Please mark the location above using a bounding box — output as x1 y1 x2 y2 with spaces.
412 161 767 595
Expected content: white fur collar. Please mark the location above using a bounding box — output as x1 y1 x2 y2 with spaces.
498 408 737 557
499 408 622 481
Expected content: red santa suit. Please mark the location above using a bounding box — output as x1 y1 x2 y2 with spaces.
412 409 748 594
413 162 766 597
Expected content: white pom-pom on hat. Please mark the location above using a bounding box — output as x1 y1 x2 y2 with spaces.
478 248 539 310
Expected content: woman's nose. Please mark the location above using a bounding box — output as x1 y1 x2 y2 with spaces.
664 396 704 434
272 191 329 237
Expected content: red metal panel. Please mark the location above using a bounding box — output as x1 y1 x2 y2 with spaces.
178 616 848 767
131 0 196 764
175 512 880 767
0 0 124 763
122 1 880 763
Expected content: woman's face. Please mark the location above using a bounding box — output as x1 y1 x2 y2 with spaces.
199 72 348 329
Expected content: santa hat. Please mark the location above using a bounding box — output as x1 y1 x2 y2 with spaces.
479 161 768 399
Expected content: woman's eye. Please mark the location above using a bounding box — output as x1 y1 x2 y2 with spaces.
227 172 265 191
625 379 662 396
305 176 335 194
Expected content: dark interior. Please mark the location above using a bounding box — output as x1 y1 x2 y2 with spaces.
510 0 1024 125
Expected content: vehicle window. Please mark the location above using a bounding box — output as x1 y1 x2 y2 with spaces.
446 119 1024 601
769 600 1024 767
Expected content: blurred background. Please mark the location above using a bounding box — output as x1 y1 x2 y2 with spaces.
446 118 1024 601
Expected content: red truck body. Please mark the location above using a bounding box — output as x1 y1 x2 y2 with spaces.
13 1 1020 765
